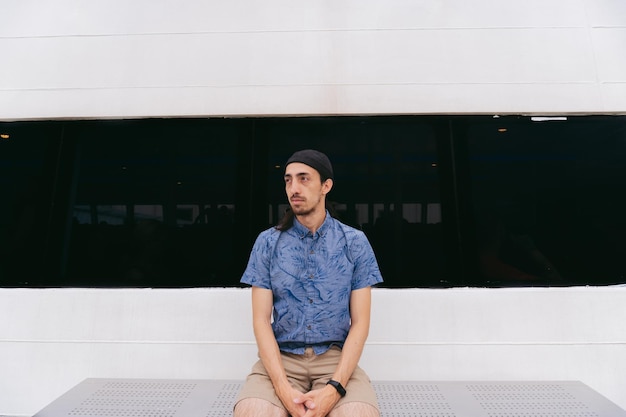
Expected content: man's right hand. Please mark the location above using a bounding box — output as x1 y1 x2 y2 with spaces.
278 386 314 417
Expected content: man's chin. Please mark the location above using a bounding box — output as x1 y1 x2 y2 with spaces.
291 207 314 216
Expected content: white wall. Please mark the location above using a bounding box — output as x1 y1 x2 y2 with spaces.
1 287 625 416
1 0 626 120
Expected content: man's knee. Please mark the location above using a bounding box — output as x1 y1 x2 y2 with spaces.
329 402 380 417
233 398 288 417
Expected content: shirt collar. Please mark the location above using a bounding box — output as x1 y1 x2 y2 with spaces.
292 210 331 239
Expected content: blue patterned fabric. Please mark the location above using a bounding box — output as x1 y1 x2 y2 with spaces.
241 213 383 355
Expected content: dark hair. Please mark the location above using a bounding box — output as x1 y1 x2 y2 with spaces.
275 208 295 231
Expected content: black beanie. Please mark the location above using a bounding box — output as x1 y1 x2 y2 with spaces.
285 149 334 181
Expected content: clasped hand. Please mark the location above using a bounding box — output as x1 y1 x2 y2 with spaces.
284 385 341 417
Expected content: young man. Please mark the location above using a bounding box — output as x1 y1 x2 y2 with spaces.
234 149 383 417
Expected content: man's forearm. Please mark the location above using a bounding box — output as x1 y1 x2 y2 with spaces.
331 286 373 387
331 320 369 386
253 318 293 395
251 287 294 399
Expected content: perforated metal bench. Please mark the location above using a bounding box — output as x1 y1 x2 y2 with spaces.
33 378 626 417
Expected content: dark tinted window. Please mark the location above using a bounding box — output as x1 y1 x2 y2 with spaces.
0 122 62 285
1 115 625 288
66 119 241 286
467 116 626 286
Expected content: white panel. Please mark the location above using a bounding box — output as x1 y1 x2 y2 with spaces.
333 29 594 85
2 0 587 38
1 287 626 415
0 82 605 120
0 33 332 89
0 27 603 119
3 0 623 118
0 29 595 90
369 288 626 344
336 83 603 115
592 28 626 82
601 82 626 110
3 288 626 345
0 288 253 342
586 0 626 27
362 344 625 381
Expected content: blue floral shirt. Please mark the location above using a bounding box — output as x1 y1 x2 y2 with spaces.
241 213 383 355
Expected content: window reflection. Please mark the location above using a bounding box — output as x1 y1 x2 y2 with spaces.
0 122 60 285
66 120 240 287
468 117 626 286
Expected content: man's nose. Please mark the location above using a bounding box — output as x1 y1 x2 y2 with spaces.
289 180 301 194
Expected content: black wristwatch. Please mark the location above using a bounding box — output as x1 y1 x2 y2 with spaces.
326 379 347 397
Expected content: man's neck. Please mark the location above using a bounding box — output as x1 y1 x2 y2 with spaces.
295 209 327 235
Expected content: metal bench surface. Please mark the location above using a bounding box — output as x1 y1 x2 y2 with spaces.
33 378 626 417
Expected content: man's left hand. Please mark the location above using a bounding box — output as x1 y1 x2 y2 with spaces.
293 385 342 417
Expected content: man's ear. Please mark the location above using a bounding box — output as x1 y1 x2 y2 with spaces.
322 179 333 195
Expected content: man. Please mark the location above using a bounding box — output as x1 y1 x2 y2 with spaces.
234 149 383 417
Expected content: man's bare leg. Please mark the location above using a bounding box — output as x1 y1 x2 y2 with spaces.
233 398 288 417
329 402 379 417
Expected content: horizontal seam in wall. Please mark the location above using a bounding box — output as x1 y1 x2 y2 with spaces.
0 339 256 342
368 341 626 346
0 26 590 40
1 340 625 346
0 339 256 345
0 81 599 92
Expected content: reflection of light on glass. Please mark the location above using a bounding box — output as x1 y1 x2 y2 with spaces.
176 204 197 226
72 205 92 224
135 205 164 221
96 205 127 225
498 128 507 133
427 203 442 224
0 134 9 139
402 203 422 224
531 116 567 122
278 203 290 221
431 163 437 167
355 203 369 226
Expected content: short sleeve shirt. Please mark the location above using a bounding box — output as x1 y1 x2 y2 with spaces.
241 213 383 355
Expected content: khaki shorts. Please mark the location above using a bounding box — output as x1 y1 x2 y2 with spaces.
235 346 379 412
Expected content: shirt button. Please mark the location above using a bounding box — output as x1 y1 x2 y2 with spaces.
310 250 315 254
307 325 312 330
309 298 313 304
309 274 314 279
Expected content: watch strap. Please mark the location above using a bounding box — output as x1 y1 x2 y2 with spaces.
326 379 347 397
